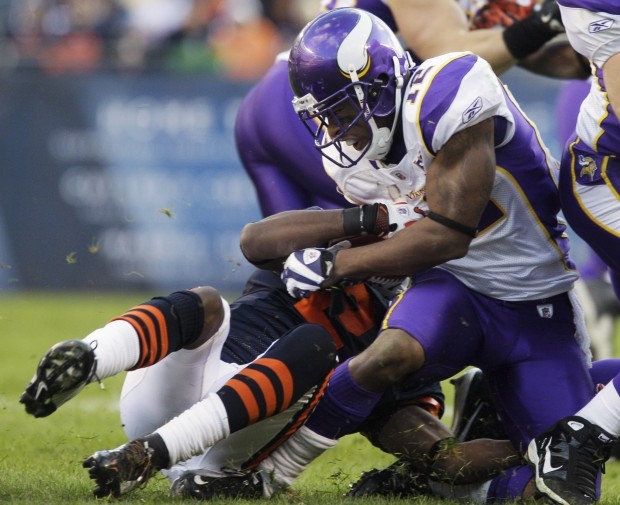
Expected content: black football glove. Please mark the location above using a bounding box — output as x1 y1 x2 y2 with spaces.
503 0 565 59
533 0 565 34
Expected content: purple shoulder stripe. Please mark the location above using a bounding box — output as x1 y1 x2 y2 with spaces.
557 0 620 14
417 54 478 155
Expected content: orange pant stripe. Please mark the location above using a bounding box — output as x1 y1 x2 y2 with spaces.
255 358 294 409
237 367 279 418
226 378 260 424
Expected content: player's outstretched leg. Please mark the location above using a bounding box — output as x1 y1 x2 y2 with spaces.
527 416 616 505
170 468 264 499
19 339 96 418
83 435 168 498
20 288 222 418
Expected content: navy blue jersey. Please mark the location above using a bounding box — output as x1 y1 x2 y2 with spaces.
222 269 388 364
222 269 444 416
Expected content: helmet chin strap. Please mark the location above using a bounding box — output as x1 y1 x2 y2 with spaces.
348 55 405 161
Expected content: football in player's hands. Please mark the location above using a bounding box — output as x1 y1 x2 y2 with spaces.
333 202 421 246
385 202 422 237
328 234 383 248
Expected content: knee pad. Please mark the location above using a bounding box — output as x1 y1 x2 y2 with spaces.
151 290 205 349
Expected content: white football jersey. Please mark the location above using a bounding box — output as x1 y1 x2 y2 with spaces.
323 52 578 301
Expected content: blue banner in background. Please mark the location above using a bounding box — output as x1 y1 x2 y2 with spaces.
0 68 591 293
0 73 260 292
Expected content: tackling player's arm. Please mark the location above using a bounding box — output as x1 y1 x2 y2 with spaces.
327 118 496 284
388 0 515 74
518 39 591 79
240 205 392 270
241 202 410 270
240 209 346 270
388 0 585 78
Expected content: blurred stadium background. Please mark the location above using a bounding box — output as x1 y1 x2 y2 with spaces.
0 0 598 295
0 2 619 502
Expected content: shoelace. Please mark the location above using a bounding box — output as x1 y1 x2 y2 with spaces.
570 434 609 499
116 441 154 485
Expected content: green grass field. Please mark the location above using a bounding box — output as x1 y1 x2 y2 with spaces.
1 292 619 504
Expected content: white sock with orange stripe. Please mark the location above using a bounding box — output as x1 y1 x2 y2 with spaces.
82 320 140 380
155 392 230 465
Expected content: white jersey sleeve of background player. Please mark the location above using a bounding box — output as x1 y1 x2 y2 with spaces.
558 3 620 68
558 3 620 150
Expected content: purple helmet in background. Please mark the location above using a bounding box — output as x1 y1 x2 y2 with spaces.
320 0 398 32
288 8 412 167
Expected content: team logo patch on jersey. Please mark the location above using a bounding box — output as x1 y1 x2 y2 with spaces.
589 18 614 33
578 155 598 181
406 188 426 201
537 304 554 318
462 97 483 124
303 249 321 265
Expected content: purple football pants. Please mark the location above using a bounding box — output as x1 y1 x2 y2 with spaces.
386 268 595 450
559 140 620 301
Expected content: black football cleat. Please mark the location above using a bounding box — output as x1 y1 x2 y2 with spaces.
346 459 430 498
450 367 507 442
527 416 616 505
170 468 264 500
20 339 97 418
83 439 157 498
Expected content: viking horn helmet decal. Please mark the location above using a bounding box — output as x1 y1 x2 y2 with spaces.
337 11 372 79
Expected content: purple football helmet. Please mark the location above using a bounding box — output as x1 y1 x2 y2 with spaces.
288 8 413 167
